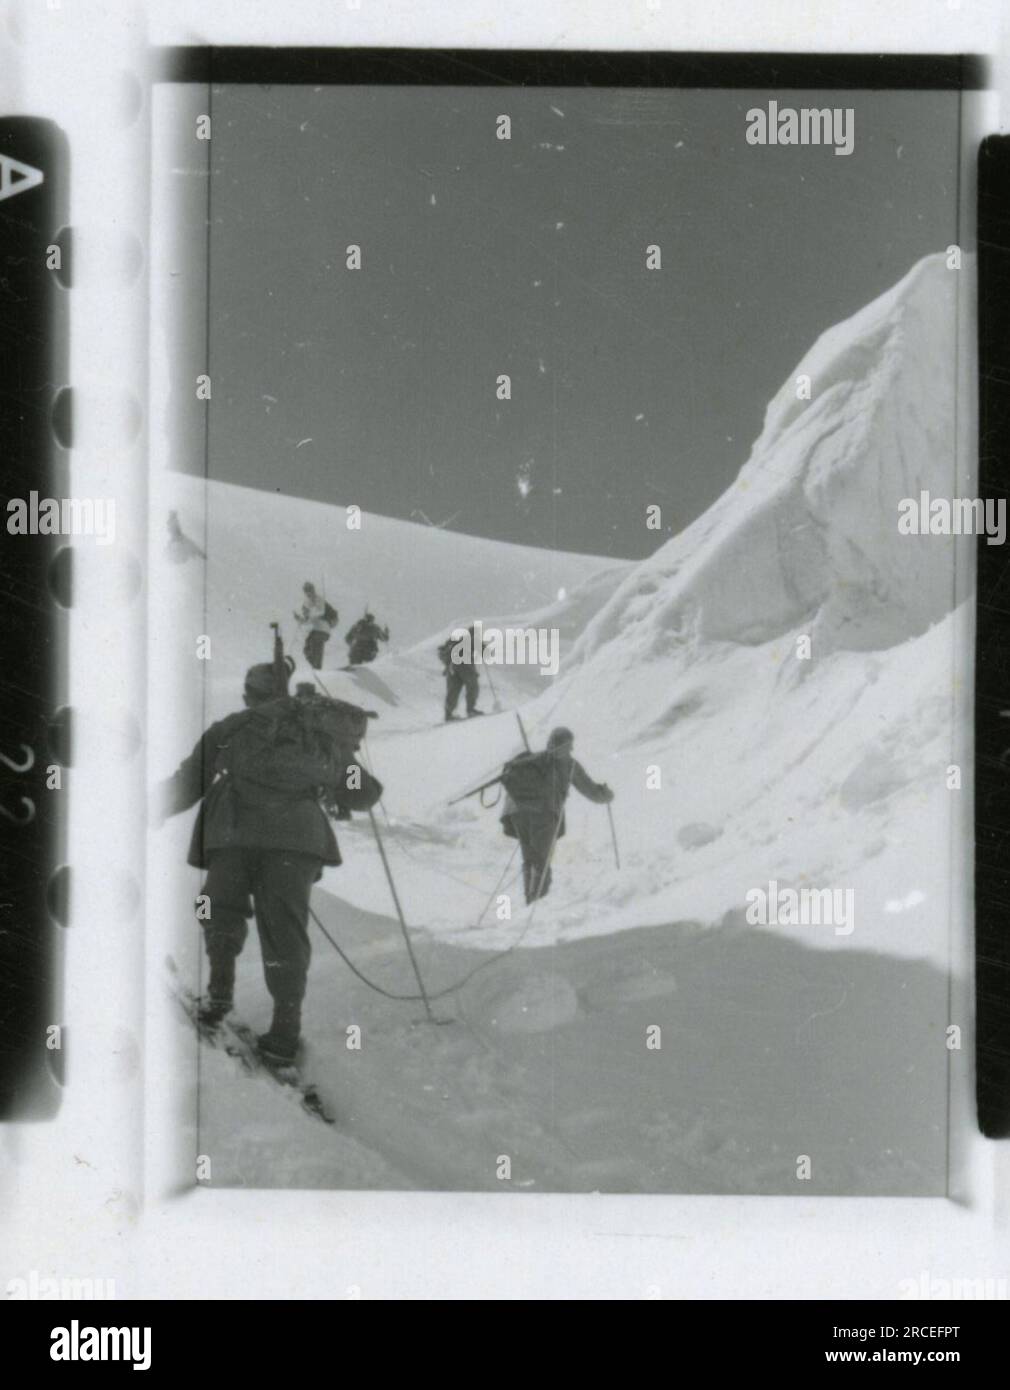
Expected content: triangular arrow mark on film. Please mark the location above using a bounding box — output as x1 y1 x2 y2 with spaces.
0 154 44 204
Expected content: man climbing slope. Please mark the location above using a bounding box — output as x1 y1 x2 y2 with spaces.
154 660 382 1063
500 727 614 904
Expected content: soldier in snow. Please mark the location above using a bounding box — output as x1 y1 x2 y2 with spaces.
154 661 382 1063
438 625 487 721
500 727 614 904
295 582 338 671
345 612 389 666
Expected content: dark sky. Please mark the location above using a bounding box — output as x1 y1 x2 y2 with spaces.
200 84 960 559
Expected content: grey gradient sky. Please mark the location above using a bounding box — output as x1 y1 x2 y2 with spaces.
199 84 960 559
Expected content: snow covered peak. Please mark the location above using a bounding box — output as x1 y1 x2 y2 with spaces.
573 253 960 668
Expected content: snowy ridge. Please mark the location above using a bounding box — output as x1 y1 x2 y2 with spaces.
157 472 627 675
570 254 958 672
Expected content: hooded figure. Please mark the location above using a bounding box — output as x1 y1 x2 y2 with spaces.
500 727 613 904
155 660 382 1062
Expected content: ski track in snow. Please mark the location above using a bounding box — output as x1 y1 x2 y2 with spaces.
152 254 963 1193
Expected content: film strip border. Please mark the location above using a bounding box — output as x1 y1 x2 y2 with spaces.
155 47 986 89
975 135 1010 1139
0 118 69 1120
2 58 1000 1138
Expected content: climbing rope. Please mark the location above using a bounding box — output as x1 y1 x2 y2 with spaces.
306 668 573 1008
309 806 565 1005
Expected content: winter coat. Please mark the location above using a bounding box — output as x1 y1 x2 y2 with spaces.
158 708 382 869
500 751 611 843
347 618 388 647
438 628 485 671
297 594 336 633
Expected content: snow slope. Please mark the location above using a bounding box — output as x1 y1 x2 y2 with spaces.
149 253 964 1194
309 254 964 964
153 472 628 708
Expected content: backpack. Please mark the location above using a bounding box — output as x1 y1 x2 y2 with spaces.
323 601 338 627
501 751 556 804
219 695 374 800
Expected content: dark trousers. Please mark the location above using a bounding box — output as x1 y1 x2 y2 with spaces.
304 629 329 670
445 667 479 716
514 815 557 903
348 639 377 665
199 848 321 1015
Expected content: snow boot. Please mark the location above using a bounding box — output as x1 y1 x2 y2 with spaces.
258 1002 302 1065
199 949 236 1024
467 708 485 718
197 996 233 1027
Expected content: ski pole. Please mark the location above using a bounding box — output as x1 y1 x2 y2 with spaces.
606 802 620 870
484 663 503 713
367 806 439 1023
515 711 531 752
362 727 391 827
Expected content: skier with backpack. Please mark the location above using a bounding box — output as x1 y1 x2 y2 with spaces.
345 611 389 666
154 651 382 1064
295 582 338 671
499 727 614 904
438 625 487 721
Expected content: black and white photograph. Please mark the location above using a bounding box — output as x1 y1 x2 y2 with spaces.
148 69 972 1194
2 0 1009 1322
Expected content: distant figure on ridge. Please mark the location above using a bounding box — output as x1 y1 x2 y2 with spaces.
438 625 487 721
345 612 389 666
295 582 338 670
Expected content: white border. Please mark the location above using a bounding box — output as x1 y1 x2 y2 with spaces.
1 0 1008 1301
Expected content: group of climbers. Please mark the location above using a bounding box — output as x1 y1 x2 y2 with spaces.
294 581 389 671
155 586 613 1073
